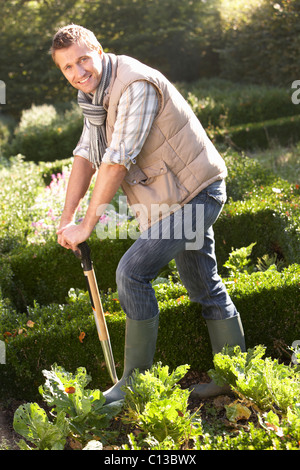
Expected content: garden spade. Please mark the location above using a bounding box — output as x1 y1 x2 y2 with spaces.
74 241 118 385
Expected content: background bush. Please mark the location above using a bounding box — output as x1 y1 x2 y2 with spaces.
219 0 300 87
3 80 299 163
183 79 298 128
179 79 300 151
3 103 83 163
217 115 300 151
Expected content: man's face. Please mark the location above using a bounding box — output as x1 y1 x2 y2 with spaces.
54 42 103 94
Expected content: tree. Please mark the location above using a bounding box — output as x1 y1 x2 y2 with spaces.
219 0 300 87
1 0 222 117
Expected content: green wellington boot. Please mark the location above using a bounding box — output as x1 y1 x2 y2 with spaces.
103 314 159 404
190 314 246 399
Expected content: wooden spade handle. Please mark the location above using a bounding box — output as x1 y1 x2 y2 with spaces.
84 268 109 342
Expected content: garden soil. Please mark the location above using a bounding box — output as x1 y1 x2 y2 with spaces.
0 401 20 450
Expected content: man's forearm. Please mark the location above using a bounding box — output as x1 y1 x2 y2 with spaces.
60 155 96 226
57 161 127 250
82 162 127 232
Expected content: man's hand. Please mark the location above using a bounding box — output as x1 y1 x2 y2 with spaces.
57 221 92 251
56 221 75 249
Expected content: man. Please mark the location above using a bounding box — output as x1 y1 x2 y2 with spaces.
51 24 245 404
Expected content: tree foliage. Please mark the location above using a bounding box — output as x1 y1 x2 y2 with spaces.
220 0 300 87
0 0 221 117
1 0 300 117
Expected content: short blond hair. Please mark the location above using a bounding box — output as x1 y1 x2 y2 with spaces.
51 24 102 62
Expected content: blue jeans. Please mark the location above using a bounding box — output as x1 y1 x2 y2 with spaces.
116 179 239 321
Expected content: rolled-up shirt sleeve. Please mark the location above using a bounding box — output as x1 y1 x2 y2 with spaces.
73 81 159 169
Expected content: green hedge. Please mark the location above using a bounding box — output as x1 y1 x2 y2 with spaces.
222 151 277 201
227 264 300 358
179 79 300 151
1 153 299 311
215 152 300 272
1 265 299 400
215 201 300 273
2 234 134 312
183 79 298 129
216 115 300 151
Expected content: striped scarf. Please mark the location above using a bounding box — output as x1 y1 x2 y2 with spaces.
77 54 112 169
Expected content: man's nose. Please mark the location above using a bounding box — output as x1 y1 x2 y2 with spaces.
75 64 86 79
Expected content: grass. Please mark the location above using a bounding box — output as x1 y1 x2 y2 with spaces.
249 142 300 184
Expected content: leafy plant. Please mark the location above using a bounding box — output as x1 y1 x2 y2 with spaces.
122 363 202 449
209 345 300 414
223 242 256 277
135 389 201 446
11 355 300 451
13 364 123 450
13 403 69 450
256 253 285 272
40 364 123 442
198 420 296 451
123 362 189 411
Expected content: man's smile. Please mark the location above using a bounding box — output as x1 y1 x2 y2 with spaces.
78 74 92 84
